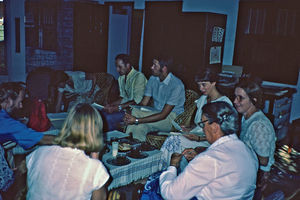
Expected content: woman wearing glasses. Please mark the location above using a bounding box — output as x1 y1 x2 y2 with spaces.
160 67 232 169
234 77 276 199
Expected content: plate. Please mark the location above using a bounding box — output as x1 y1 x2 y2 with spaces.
127 151 148 159
140 142 155 151
106 156 131 166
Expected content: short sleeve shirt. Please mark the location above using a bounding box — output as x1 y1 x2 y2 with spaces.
118 68 147 104
240 110 276 171
26 145 110 200
144 73 185 115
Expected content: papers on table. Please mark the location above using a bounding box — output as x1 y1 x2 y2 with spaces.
171 120 183 132
92 102 104 110
129 105 158 112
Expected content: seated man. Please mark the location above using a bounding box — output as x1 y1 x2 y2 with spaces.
124 55 185 141
102 54 147 131
0 82 54 150
159 102 258 200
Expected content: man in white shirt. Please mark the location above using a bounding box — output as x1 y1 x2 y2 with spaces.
124 55 185 141
160 101 258 200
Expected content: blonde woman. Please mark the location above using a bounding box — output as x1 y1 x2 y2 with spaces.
26 103 109 200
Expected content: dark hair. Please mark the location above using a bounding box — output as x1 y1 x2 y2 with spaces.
115 54 131 66
0 82 25 104
202 101 239 136
51 70 69 86
153 55 174 71
235 75 263 109
195 67 220 83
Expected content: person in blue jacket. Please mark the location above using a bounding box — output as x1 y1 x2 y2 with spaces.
0 82 54 150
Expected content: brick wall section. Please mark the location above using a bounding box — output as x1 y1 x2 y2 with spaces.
26 0 74 72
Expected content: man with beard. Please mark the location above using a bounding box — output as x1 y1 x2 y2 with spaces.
0 82 54 150
102 54 147 131
124 55 185 141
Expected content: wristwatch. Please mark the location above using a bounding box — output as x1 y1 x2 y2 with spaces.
135 118 139 125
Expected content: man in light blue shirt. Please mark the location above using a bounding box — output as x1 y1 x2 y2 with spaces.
124 56 185 141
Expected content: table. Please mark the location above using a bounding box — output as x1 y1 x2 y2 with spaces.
103 130 163 190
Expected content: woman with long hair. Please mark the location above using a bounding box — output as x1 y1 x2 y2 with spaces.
26 103 109 200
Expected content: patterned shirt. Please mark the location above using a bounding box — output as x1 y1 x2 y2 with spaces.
0 145 14 194
118 68 147 104
144 73 185 115
240 110 276 172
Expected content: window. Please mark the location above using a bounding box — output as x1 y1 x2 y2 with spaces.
25 1 57 51
0 0 6 74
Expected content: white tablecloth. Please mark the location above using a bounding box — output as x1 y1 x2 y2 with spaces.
103 131 163 190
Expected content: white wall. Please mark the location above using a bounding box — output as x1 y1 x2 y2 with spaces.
5 0 26 82
107 5 132 79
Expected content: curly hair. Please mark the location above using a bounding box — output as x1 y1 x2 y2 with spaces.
0 82 25 105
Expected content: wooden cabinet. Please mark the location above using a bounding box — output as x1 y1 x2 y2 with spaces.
262 86 296 140
142 2 227 91
234 1 300 85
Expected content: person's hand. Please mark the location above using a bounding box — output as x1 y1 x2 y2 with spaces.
181 125 191 133
170 153 182 168
182 148 198 162
90 152 100 159
123 113 136 125
104 105 118 113
183 134 199 141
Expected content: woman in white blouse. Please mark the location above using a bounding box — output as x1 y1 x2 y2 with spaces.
26 103 109 200
160 67 232 169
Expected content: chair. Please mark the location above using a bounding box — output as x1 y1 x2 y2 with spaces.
146 89 200 149
171 89 200 131
93 72 120 106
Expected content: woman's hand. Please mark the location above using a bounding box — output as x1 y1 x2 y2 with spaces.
170 153 182 168
183 134 199 141
180 125 191 133
182 148 198 162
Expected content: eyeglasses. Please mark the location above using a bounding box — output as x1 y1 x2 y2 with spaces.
197 120 209 128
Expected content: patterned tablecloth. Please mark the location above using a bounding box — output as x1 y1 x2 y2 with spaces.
103 130 163 190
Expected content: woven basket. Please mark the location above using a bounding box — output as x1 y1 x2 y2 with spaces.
146 133 168 149
172 89 199 131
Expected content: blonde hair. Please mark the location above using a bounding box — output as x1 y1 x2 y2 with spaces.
54 103 104 153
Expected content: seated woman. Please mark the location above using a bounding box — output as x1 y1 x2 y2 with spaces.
160 67 232 168
55 71 100 112
26 103 109 200
234 76 276 197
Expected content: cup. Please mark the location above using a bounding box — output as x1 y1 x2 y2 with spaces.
112 141 119 157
